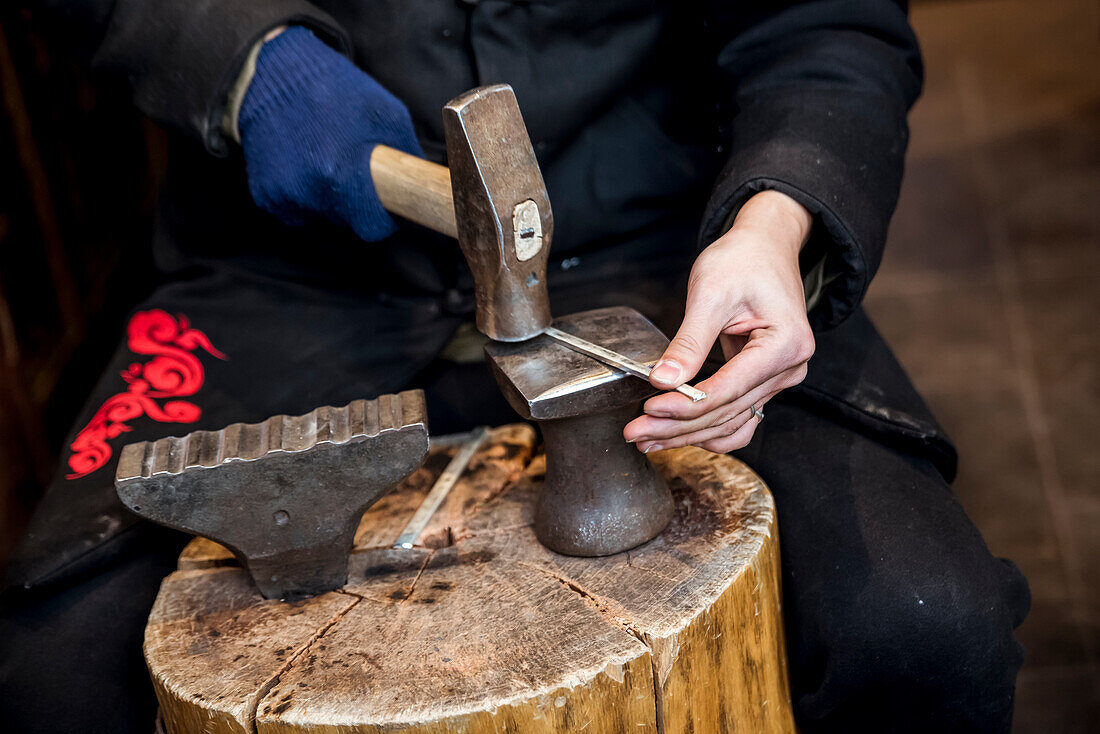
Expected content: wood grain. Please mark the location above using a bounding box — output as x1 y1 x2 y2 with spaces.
144 567 359 734
257 545 656 733
148 427 793 733
369 145 458 239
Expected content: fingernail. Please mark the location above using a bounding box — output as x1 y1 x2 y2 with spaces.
651 360 681 385
626 436 643 444
643 444 662 454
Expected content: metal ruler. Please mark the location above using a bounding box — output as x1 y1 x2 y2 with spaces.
543 327 706 403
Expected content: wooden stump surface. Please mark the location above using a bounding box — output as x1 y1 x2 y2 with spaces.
147 424 794 734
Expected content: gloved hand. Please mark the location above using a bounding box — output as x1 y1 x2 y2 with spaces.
238 26 423 241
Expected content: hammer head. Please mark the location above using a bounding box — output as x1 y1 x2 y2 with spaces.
484 307 669 420
115 392 429 600
443 84 553 342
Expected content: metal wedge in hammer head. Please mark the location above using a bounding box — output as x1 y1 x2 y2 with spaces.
115 391 429 600
443 84 553 342
484 307 675 556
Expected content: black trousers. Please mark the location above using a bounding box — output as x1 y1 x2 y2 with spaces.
737 402 1029 733
0 266 1029 733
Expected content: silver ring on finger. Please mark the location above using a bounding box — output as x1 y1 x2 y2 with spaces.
750 404 765 421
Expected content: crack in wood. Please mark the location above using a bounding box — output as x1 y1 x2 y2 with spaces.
510 559 675 732
510 560 644 642
400 549 436 602
247 593 362 734
649 643 667 734
620 556 668 734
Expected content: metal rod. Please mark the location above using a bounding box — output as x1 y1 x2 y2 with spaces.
429 428 479 450
543 327 706 403
393 426 490 549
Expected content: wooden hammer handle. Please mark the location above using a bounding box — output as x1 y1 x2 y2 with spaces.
369 144 458 239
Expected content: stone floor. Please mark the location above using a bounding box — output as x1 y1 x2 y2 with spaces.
865 0 1099 730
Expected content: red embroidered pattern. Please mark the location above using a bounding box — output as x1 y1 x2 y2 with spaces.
66 310 226 480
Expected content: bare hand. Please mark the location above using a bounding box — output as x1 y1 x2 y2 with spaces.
624 190 815 453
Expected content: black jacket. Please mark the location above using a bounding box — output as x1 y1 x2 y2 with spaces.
43 0 919 327
10 0 953 588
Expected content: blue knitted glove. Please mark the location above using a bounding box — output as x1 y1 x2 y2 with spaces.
239 26 423 241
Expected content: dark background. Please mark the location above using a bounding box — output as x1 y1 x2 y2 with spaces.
0 0 1096 729
0 4 166 566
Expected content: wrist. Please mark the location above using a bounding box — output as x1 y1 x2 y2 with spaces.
222 26 288 143
262 26 287 44
731 190 813 255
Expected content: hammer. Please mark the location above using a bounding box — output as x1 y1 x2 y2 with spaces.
369 84 552 343
373 85 705 402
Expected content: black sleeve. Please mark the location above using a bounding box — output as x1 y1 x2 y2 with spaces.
703 0 923 330
33 0 350 156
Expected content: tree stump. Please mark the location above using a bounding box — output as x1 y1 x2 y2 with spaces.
145 424 794 733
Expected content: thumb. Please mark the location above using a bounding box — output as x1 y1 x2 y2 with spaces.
652 301 724 388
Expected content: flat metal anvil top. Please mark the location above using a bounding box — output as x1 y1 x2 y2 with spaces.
115 391 429 600
484 307 669 420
